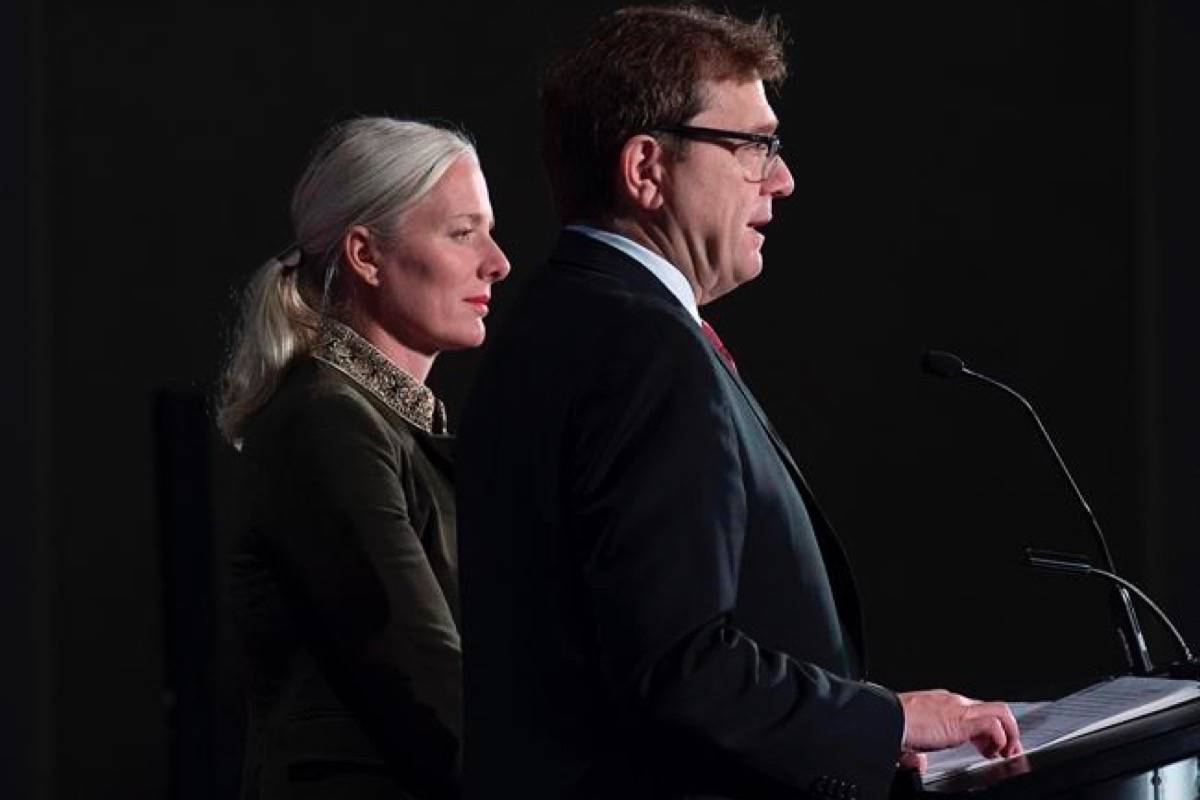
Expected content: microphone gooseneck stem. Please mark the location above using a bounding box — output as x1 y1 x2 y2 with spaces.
1089 567 1196 665
1025 548 1195 666
959 366 1155 674
962 368 1114 568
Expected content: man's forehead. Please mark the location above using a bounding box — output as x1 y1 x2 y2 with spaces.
692 78 778 130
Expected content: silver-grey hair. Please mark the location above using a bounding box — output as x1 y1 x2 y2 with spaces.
217 116 476 444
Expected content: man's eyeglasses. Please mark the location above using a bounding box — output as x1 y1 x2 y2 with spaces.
652 124 783 182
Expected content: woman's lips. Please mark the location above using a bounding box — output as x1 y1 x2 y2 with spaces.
465 295 490 312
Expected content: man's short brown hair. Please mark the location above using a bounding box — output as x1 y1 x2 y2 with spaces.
540 4 787 221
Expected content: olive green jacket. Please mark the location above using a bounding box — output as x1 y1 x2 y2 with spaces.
231 321 460 800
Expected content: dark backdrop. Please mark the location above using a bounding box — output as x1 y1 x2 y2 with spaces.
8 1 1199 797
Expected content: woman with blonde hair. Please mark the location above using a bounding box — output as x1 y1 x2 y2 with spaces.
219 116 509 800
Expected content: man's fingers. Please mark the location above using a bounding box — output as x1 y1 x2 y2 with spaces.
967 716 1006 758
898 751 928 772
966 701 1023 758
995 704 1023 757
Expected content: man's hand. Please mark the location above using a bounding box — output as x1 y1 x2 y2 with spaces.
898 689 1023 767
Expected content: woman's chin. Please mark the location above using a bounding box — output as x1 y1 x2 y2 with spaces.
439 325 488 351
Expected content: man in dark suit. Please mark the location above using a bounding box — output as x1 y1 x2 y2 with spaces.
457 7 1021 799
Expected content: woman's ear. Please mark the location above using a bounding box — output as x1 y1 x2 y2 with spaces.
342 225 382 287
615 134 667 211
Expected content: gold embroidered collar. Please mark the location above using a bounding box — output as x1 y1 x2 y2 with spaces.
312 320 448 434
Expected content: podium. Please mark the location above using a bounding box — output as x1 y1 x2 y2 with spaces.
897 699 1200 799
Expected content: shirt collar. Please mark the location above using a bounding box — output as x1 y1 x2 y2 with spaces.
565 224 702 325
312 319 448 434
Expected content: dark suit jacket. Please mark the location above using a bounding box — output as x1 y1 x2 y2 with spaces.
457 231 904 800
230 322 461 800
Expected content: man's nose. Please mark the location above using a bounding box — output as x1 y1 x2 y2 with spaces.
766 155 795 197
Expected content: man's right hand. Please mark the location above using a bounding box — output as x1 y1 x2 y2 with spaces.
898 689 1022 764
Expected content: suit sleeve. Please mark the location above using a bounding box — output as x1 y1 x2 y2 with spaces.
274 390 460 799
568 313 902 799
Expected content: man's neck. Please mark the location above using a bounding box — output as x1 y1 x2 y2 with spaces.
569 221 702 324
588 215 706 303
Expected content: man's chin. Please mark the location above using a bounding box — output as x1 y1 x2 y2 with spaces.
702 265 763 305
734 255 765 285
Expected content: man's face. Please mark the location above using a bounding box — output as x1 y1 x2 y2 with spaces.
659 78 794 304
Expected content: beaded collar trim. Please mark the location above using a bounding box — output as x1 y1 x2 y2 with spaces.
312 320 447 434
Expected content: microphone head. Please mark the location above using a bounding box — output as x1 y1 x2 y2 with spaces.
922 349 966 379
1024 547 1093 574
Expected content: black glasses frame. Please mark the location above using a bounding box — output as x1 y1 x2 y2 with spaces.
651 124 782 180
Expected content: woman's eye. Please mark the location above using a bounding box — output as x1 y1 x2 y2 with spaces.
451 228 474 241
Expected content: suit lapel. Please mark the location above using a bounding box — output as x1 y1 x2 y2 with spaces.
704 327 871 677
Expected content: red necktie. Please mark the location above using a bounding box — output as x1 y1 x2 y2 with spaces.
701 319 738 373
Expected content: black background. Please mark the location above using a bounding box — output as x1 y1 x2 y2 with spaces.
5 1 1199 796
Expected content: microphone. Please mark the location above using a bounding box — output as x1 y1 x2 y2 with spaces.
1023 549 1094 574
922 349 1155 675
1024 549 1197 674
920 350 965 379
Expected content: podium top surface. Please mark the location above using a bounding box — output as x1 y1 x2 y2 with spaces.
911 697 1200 799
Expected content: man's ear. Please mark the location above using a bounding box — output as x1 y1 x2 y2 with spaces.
615 134 667 211
341 225 382 287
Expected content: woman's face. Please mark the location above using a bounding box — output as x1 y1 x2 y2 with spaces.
368 154 510 355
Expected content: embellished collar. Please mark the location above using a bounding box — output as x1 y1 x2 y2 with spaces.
312 320 448 434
